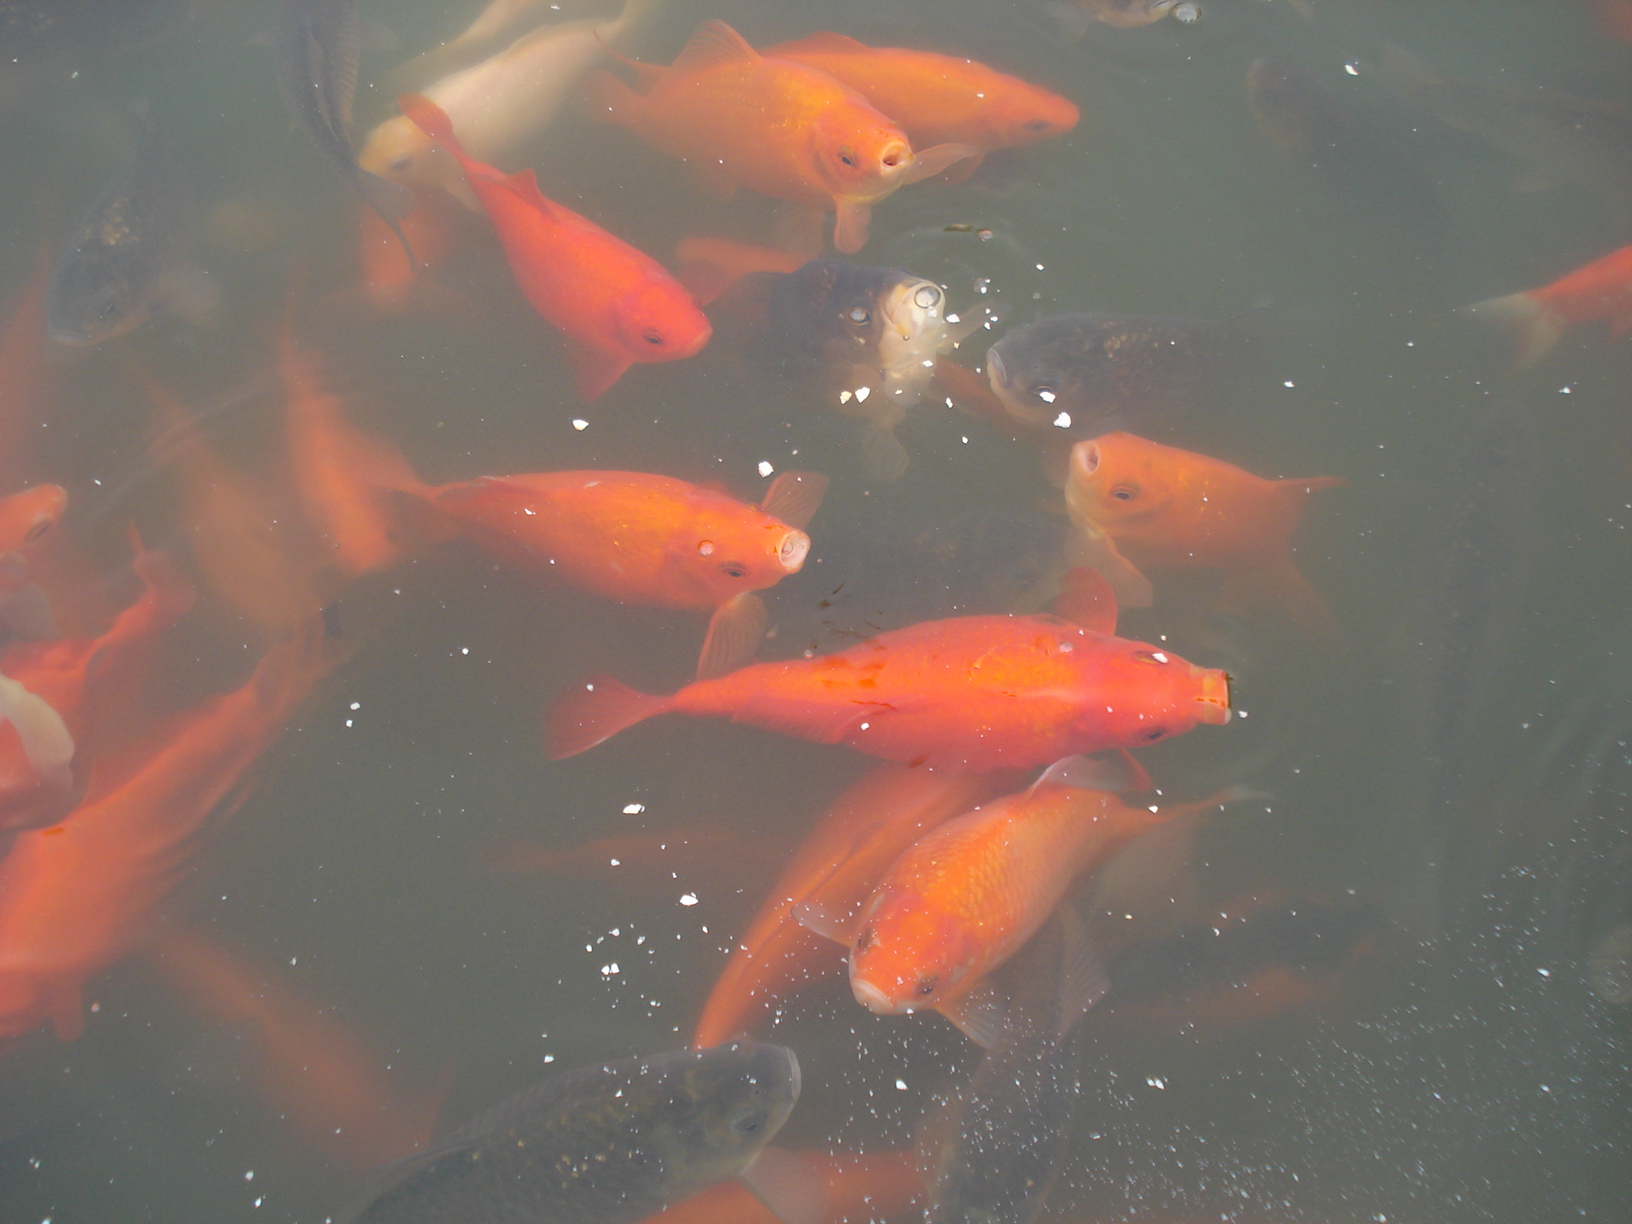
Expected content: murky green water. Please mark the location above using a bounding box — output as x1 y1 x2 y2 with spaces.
0 0 1628 1221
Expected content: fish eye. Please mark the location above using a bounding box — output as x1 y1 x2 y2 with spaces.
642 328 666 346
23 518 52 543
1032 384 1057 404
847 307 871 325
1025 118 1052 131
390 156 412 172
855 926 876 953
728 1106 768 1136
915 976 939 998
1144 727 1167 742
912 284 942 310
838 149 856 167
1110 484 1139 502
718 561 748 579
698 540 715 557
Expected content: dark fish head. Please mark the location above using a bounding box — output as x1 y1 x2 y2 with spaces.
659 1042 800 1189
46 250 144 345
987 315 1109 427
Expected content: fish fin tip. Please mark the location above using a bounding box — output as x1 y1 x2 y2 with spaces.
860 423 909 482
1050 565 1118 634
770 31 869 56
1033 750 1146 796
1066 532 1153 608
1054 904 1110 1030
789 900 850 945
670 19 761 76
1460 291 1564 369
831 198 871 254
697 594 767 680
758 470 829 530
738 1146 830 1224
544 675 665 758
566 342 631 402
932 151 984 184
936 981 1006 1049
899 143 981 185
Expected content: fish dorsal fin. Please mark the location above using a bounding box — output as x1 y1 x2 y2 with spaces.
771 31 871 58
760 471 828 529
1029 753 1136 797
1052 565 1118 634
669 20 760 76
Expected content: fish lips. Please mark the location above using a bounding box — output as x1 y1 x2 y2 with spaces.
1196 669 1233 724
880 278 946 342
778 530 811 573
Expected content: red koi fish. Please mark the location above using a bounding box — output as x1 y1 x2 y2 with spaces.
547 570 1231 770
0 620 340 1042
692 764 1013 1050
398 92 711 400
1462 241 1632 367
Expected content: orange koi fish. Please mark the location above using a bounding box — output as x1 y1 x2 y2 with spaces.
0 483 65 554
149 926 444 1171
398 93 711 401
692 764 1013 1050
0 621 339 1042
1462 242 1632 368
1067 432 1343 642
548 569 1231 769
801 759 1239 1045
582 21 976 253
641 1149 921 1224
764 33 1079 183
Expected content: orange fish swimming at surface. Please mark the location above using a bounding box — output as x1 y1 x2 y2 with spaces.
547 568 1232 770
1461 242 1632 368
798 757 1242 1045
397 93 712 401
581 20 978 253
764 32 1079 183
1066 432 1344 643
0 618 340 1043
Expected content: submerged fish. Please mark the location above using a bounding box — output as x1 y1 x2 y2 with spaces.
1461 242 1632 368
985 310 1257 435
747 258 968 480
271 0 417 257
1070 0 1186 28
350 1042 800 1224
46 112 216 345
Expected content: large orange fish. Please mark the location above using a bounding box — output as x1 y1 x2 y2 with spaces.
398 93 711 401
582 21 976 253
764 33 1079 183
640 1149 921 1224
547 570 1231 769
1066 432 1343 642
0 620 339 1042
692 764 1013 1050
1462 241 1632 368
800 758 1239 1045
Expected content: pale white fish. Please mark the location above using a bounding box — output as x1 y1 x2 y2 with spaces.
391 0 609 89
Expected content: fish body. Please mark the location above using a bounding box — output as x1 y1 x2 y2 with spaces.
547 607 1232 770
46 113 214 345
362 0 661 203
351 1042 799 1224
399 93 711 400
1066 431 1342 638
0 623 337 1042
1462 242 1632 368
271 0 416 248
582 21 974 253
985 310 1253 435
750 257 964 479
764 33 1078 180
692 764 1013 1049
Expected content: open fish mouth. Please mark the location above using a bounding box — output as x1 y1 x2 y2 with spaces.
778 531 810 572
881 278 946 342
1196 669 1233 724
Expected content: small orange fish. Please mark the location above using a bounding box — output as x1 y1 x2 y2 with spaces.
150 926 445 1171
1066 432 1343 641
1462 242 1632 367
548 570 1232 769
583 21 976 253
803 759 1238 1045
764 33 1079 183
641 1149 922 1224
691 764 1013 1050
0 619 339 1042
399 93 712 401
0 483 65 554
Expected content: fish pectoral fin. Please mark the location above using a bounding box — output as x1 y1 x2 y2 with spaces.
1218 558 1340 648
832 198 872 254
899 143 981 185
930 150 985 185
790 899 853 945
1030 750 1144 796
563 340 632 402
1051 565 1119 634
738 1146 830 1224
1055 903 1111 1032
1066 529 1153 609
759 471 829 530
860 423 910 482
698 595 767 680
935 981 1006 1049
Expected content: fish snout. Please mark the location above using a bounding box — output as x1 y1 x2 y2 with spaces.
1194 668 1233 724
879 141 910 176
778 530 810 573
1072 439 1103 481
851 977 897 1015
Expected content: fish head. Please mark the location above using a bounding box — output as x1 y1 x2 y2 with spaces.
668 504 810 604
849 900 980 1014
668 1042 801 1183
45 254 143 346
982 84 1081 150
0 485 68 554
1073 634 1233 747
612 277 714 366
871 275 952 398
357 116 450 194
1065 432 1173 531
810 110 913 200
984 321 1101 427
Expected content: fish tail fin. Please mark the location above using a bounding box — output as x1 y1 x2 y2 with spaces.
544 675 667 759
580 67 643 126
1219 557 1341 648
1460 290 1566 369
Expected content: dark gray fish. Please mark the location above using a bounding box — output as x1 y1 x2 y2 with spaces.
46 112 215 346
0 0 189 56
1366 45 1632 210
921 910 1098 1224
350 1042 800 1224
746 257 968 481
271 0 416 258
1247 57 1447 282
985 309 1258 437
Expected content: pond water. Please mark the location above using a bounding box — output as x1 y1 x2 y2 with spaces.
0 0 1627 1221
